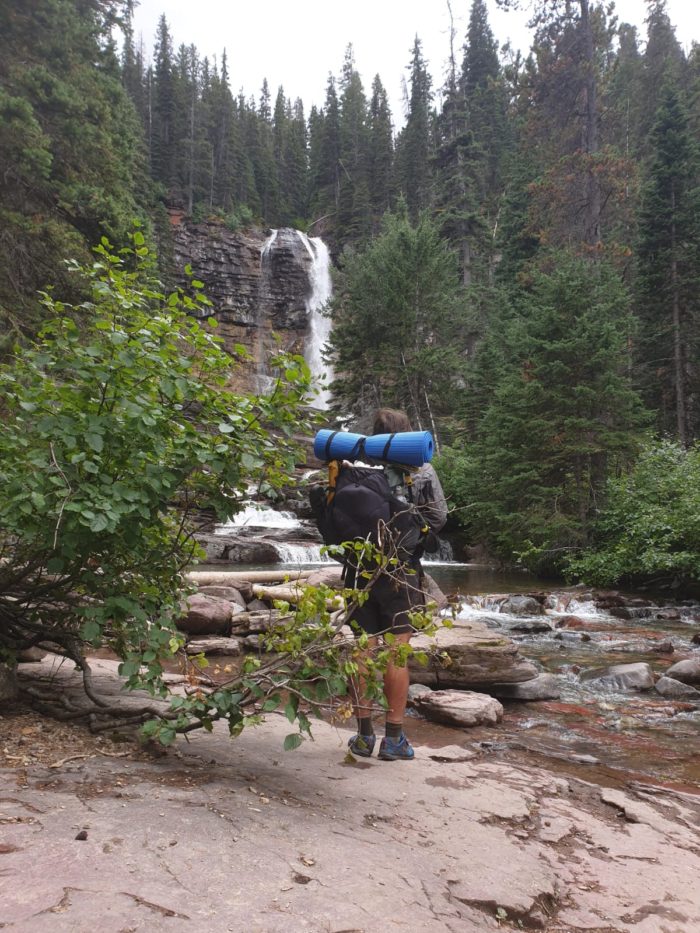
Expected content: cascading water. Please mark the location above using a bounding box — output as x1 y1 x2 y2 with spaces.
296 231 333 409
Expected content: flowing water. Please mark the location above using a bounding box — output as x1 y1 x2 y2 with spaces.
426 566 700 793
296 232 333 409
200 539 700 791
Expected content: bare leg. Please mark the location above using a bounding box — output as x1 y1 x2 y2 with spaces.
383 631 412 725
350 635 378 725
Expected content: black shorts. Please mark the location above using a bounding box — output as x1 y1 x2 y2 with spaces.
348 570 425 637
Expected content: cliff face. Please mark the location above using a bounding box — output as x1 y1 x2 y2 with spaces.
171 220 315 393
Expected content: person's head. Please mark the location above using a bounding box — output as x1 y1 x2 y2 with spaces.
372 408 412 435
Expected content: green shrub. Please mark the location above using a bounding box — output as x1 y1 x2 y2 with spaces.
565 440 700 586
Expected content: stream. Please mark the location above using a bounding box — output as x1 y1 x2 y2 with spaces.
210 506 700 793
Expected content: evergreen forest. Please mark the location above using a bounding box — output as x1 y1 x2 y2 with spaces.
1 0 699 588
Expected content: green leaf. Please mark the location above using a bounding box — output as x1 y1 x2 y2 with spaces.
284 695 299 723
158 726 177 746
283 733 303 751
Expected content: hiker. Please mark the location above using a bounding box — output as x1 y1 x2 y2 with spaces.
346 408 447 761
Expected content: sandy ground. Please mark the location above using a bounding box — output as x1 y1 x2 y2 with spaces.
1 658 699 933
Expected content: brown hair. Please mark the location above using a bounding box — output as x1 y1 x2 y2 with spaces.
372 408 412 435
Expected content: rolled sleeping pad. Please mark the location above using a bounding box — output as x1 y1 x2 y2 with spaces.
313 429 433 467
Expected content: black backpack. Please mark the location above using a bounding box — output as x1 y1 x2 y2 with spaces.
309 462 427 580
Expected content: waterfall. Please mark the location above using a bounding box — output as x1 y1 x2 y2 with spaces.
297 232 333 409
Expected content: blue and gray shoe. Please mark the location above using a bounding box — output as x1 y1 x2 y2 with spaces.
378 733 415 761
348 733 376 757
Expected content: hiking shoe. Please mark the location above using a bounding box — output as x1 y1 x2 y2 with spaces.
378 733 415 761
348 733 376 757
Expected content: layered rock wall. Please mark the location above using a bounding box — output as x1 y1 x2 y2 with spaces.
171 220 314 393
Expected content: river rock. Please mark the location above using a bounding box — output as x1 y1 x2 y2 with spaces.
413 689 503 727
195 533 279 565
655 608 681 622
409 619 538 690
654 676 700 699
555 630 592 643
422 573 449 611
177 594 233 636
197 585 248 608
490 674 562 701
407 683 433 703
692 633 700 646
185 637 242 656
498 596 544 616
305 567 344 588
246 598 270 611
507 619 553 633
581 662 654 692
664 658 700 685
594 591 628 609
608 606 632 620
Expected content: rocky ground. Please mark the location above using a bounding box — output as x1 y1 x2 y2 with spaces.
1 658 699 933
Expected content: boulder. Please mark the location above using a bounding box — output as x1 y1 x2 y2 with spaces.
555 615 600 631
413 689 503 728
407 683 433 703
246 598 271 612
490 673 562 701
305 567 344 588
507 619 553 634
692 633 700 646
554 630 592 644
498 596 544 616
185 637 242 656
177 594 233 636
655 608 681 622
197 585 248 608
409 619 538 690
649 640 675 654
664 658 700 685
195 533 279 565
594 591 628 609
608 606 632 620
422 573 449 611
654 676 700 700
581 662 655 692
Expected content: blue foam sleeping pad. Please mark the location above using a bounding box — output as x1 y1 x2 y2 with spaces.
313 429 434 467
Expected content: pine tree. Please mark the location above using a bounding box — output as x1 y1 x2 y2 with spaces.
252 79 280 221
150 15 177 190
327 206 467 432
367 75 394 232
337 45 371 243
308 74 341 235
463 252 647 568
395 37 433 220
0 0 147 342
636 82 700 443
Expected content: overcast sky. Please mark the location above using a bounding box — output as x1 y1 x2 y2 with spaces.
131 0 700 125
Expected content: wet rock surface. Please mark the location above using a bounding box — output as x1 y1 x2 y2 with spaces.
413 689 504 727
409 619 539 690
3 659 700 933
171 223 313 393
